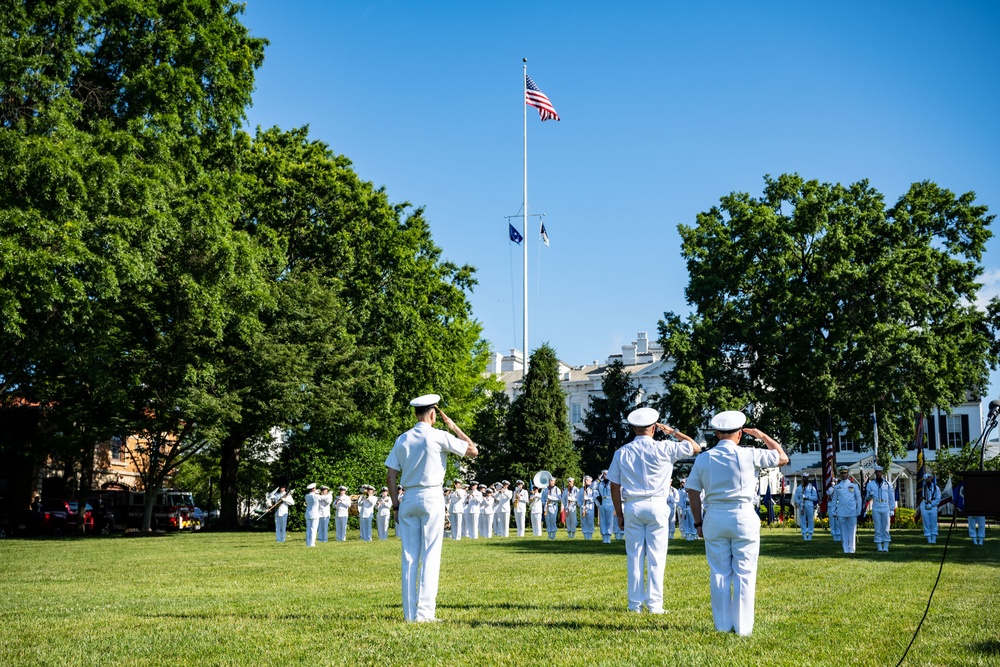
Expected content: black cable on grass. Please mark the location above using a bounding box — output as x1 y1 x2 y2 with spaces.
895 512 957 667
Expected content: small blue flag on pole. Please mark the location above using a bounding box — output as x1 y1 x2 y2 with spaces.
509 223 523 244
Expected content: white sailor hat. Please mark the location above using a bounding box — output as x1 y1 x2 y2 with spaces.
306 483 317 490
320 485 330 490
409 393 440 408
381 486 389 492
924 472 934 479
567 477 575 482
501 480 510 486
453 478 463 485
627 407 659 428
583 475 592 481
338 485 348 491
802 473 811 478
710 410 746 432
838 465 850 473
515 480 524 486
601 469 608 474
873 464 883 472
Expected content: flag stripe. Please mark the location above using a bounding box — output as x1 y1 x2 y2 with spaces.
525 75 560 122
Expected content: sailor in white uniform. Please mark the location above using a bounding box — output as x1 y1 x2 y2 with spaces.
969 514 987 545
596 470 615 543
579 476 597 540
542 478 562 539
562 478 579 539
496 481 512 537
513 480 529 536
376 486 392 540
609 407 700 614
678 479 696 540
529 486 543 536
665 484 679 541
918 473 940 544
481 486 495 538
686 410 788 636
269 486 294 543
385 393 478 622
447 479 466 540
793 475 819 541
304 483 320 547
333 486 352 541
831 466 862 554
317 485 332 542
865 465 896 552
465 481 482 539
357 485 378 541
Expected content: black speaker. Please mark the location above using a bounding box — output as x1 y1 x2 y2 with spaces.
961 471 1000 518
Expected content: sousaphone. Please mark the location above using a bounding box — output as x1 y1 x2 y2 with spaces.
532 470 552 489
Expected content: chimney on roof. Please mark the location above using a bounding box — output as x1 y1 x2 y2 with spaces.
622 342 637 366
637 331 648 355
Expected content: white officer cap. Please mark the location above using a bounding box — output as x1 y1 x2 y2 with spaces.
515 480 524 486
583 475 592 481
306 483 317 490
502 480 510 486
320 485 330 490
381 486 389 491
567 477 575 482
627 407 659 427
409 393 440 408
873 464 883 472
710 410 746 432
838 465 849 473
338 485 347 491
453 478 463 485
601 469 608 474
924 472 933 479
802 474 811 478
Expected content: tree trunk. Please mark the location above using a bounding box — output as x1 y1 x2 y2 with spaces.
218 432 243 530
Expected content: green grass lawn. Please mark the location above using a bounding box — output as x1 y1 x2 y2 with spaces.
1 524 997 667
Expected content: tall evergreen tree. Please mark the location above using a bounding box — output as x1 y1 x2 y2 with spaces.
574 360 640 474
506 344 581 484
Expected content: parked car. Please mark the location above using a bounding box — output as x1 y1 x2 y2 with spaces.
14 499 93 536
190 507 204 530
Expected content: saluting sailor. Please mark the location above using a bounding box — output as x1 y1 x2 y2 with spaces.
333 486 352 541
376 486 393 540
496 481 513 537
918 473 941 544
385 393 478 622
686 410 788 636
865 465 896 552
665 483 679 541
793 474 819 541
529 486 543 536
831 466 862 554
579 476 597 540
304 483 320 547
542 477 562 539
609 407 701 614
358 485 378 541
317 485 332 542
513 480 529 537
269 485 294 543
562 477 579 538
465 481 482 539
596 470 615 543
678 479 696 540
448 479 466 541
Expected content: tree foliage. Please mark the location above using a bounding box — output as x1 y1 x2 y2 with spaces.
574 360 640 474
658 174 998 456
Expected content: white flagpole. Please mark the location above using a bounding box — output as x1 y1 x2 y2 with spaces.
522 59 529 377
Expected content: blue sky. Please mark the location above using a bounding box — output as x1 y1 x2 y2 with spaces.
239 1 1000 405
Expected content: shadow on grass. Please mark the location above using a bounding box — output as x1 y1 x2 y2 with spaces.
438 601 596 612
758 529 999 566
970 638 1000 656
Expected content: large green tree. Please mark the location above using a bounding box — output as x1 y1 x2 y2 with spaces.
658 174 998 458
506 344 581 484
574 360 640 474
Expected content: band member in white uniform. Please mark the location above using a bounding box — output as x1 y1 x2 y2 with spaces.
542 478 562 539
562 478 579 538
827 479 842 543
596 470 615 543
831 466 862 554
377 486 393 540
304 483 320 547
865 465 896 552
358 485 378 541
579 476 597 540
448 479 466 540
317 485 332 542
793 475 819 541
496 481 512 537
332 486 351 541
678 479 696 540
917 473 940 543
269 486 294 543
686 410 787 636
465 481 482 539
385 393 478 623
481 487 495 538
529 486 543 536
513 480 529 536
609 407 700 614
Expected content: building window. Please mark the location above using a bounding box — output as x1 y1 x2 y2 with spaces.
946 415 965 448
804 440 820 453
571 404 582 424
838 431 857 452
110 436 125 462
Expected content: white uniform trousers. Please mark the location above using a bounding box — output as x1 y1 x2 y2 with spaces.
515 508 526 536
580 505 595 539
830 514 841 542
377 514 390 540
702 503 761 636
359 515 373 541
498 509 511 537
305 518 319 547
449 511 463 540
480 512 493 538
871 509 891 551
599 503 615 542
467 512 480 539
398 488 446 622
614 509 625 539
545 507 559 539
318 516 330 542
969 516 986 544
623 497 671 613
921 504 938 542
838 515 857 553
335 516 348 541
531 511 542 536
275 514 288 542
565 507 578 538
798 502 815 540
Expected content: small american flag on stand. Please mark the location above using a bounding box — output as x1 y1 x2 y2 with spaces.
526 75 560 121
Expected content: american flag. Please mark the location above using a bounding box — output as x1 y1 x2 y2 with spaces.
525 75 560 121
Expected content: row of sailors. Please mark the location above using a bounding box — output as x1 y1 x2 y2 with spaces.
270 483 397 545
